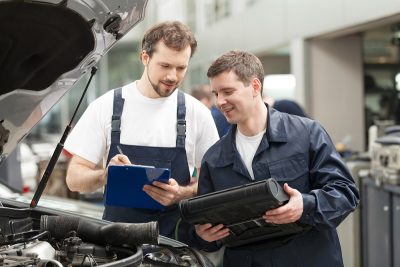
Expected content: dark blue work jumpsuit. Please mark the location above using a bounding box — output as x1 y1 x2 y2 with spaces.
103 88 191 243
194 107 360 267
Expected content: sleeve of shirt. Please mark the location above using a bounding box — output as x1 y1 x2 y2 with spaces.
64 98 108 166
299 121 360 230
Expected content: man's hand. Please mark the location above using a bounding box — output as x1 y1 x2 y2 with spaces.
108 154 131 166
262 183 303 224
143 178 192 206
195 223 230 242
102 154 132 184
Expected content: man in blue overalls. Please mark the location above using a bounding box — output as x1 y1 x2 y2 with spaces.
64 21 219 243
192 51 360 267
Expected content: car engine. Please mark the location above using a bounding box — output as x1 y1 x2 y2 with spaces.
1 238 121 267
0 207 212 267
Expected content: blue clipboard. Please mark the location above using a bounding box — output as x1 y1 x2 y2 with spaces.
104 165 170 210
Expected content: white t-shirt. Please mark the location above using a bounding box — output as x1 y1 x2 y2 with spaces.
235 128 266 179
64 81 219 175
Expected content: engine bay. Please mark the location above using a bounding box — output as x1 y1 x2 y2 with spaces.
0 205 211 267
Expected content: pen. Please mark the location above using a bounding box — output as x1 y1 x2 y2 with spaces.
116 145 131 163
116 146 154 168
117 145 124 155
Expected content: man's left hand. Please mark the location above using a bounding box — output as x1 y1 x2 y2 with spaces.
262 183 303 224
143 178 184 206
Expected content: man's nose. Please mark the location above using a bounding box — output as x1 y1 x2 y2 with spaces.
217 95 226 107
166 68 177 81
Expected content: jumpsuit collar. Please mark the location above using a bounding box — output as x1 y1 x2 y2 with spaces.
215 104 288 168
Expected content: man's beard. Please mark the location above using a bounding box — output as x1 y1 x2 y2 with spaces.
147 69 178 97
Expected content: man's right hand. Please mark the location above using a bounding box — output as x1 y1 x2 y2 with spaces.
195 223 230 242
102 154 132 184
263 183 303 224
108 154 131 166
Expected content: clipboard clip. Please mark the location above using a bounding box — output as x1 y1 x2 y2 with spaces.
117 145 155 168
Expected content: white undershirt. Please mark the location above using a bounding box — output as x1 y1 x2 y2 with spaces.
235 128 266 179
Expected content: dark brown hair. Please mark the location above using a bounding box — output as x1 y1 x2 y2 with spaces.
142 21 197 58
207 50 264 88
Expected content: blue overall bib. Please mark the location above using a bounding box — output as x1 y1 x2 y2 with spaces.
103 88 191 243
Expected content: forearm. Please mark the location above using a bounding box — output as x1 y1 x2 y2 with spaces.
66 160 106 193
180 168 201 199
179 180 198 199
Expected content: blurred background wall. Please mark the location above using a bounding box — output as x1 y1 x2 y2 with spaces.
30 0 400 155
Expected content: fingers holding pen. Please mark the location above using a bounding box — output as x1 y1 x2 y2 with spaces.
108 145 132 166
102 146 132 184
109 154 131 166
117 154 131 164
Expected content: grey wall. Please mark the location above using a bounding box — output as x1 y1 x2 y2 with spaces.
192 0 400 66
259 55 291 75
309 35 364 151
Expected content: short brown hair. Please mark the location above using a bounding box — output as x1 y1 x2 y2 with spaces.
191 85 212 101
142 21 197 58
207 50 264 88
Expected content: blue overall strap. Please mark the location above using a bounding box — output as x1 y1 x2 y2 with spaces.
176 90 186 148
111 88 124 144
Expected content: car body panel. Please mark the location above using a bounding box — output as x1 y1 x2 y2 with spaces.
0 0 147 162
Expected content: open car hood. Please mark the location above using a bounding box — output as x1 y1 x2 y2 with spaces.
0 0 147 163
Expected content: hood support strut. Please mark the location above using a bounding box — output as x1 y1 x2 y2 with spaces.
30 67 98 208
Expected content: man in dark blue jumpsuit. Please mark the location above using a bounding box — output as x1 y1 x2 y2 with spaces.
193 51 360 267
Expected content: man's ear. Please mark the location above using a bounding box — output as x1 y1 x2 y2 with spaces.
141 50 149 65
252 78 262 97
